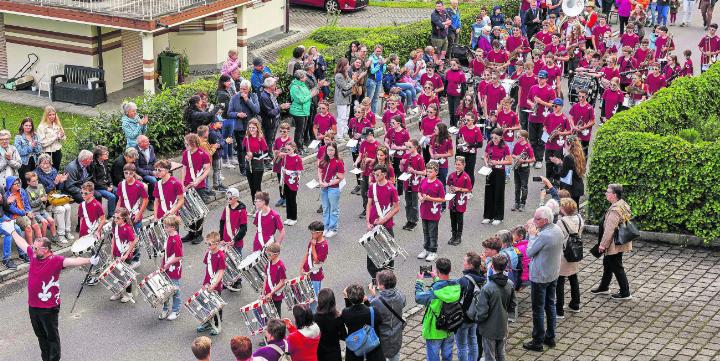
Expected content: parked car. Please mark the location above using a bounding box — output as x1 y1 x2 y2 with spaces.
290 0 368 12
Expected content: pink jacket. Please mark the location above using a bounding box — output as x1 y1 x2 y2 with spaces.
221 57 240 76
515 239 530 282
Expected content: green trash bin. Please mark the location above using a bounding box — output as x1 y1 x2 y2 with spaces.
158 53 180 89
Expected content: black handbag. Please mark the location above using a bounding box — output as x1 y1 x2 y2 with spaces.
614 218 640 245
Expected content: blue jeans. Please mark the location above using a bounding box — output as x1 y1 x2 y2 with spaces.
456 322 478 361
366 78 382 114
310 280 321 313
519 9 528 35
2 223 28 260
95 189 117 216
132 222 142 262
222 118 235 160
321 187 341 231
397 82 417 108
163 279 182 313
504 141 515 178
426 335 454 361
656 4 670 25
649 2 658 23
531 280 558 343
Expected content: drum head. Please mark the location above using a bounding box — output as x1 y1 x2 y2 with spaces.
239 251 262 269
71 235 97 255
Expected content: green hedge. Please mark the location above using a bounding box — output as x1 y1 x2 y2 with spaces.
587 63 720 242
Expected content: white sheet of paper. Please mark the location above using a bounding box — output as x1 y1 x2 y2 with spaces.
541 131 550 143
345 139 358 148
398 172 412 181
445 193 456 201
478 166 492 176
560 170 573 185
448 126 459 134
389 149 396 156
308 140 321 150
350 168 363 175
420 136 429 146
306 179 320 189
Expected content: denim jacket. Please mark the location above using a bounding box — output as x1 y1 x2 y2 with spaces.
13 134 43 166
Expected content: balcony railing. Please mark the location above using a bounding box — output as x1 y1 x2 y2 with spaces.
18 0 211 19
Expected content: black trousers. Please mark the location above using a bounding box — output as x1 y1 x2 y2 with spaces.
483 168 506 221
422 145 431 165
513 166 530 206
448 95 462 127
247 167 264 202
581 140 590 159
519 109 530 131
273 300 283 318
619 16 629 35
422 220 439 252
284 184 298 220
599 252 631 296
276 173 284 200
449 210 464 237
404 190 419 224
392 157 403 196
304 106 317 145
528 122 545 162
556 274 580 314
360 175 370 212
458 151 477 186
188 219 204 238
29 306 61 361
47 150 62 172
545 149 563 183
367 228 394 283
292 115 307 152
263 119 279 153
233 129 247 174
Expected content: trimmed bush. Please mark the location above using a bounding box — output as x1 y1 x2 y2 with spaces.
587 64 720 242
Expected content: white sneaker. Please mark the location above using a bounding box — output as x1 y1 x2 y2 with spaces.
58 235 68 244
481 219 491 224
425 252 438 262
492 220 502 226
159 309 170 320
222 162 235 169
65 232 75 241
120 293 134 303
167 311 179 321
417 250 429 259
325 230 337 238
220 174 226 181
230 159 239 165
110 293 122 301
534 162 543 169
283 219 297 226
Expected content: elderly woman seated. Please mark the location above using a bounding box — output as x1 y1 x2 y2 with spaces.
34 153 73 244
121 101 148 148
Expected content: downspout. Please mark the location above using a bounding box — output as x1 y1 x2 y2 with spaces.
285 0 289 33
96 26 104 69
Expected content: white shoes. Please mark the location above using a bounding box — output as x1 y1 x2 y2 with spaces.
167 311 179 321
481 219 491 224
120 293 134 303
159 309 170 320
65 232 75 241
325 230 337 238
425 252 438 262
417 250 429 259
491 220 502 226
58 235 68 244
534 162 543 169
110 293 122 301
222 162 235 169
284 219 297 226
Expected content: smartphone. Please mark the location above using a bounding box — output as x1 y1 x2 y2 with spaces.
532 176 542 182
420 265 434 288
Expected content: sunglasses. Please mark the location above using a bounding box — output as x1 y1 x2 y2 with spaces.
123 171 134 175
81 191 92 195
154 168 168 172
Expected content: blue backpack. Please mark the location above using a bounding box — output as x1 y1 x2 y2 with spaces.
346 306 380 357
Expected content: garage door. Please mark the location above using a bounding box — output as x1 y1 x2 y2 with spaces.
122 30 142 82
0 14 7 78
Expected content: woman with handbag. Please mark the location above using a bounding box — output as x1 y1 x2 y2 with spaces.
591 183 633 300
556 198 584 318
341 284 384 361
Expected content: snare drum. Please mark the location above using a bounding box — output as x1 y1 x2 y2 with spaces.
138 219 167 259
222 246 244 288
282 275 317 311
99 259 138 295
239 251 269 293
239 299 280 336
138 269 178 308
359 225 408 269
184 287 226 324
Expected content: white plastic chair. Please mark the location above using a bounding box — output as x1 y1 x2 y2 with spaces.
37 62 63 99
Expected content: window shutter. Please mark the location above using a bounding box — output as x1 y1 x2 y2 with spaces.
223 9 237 30
179 19 204 32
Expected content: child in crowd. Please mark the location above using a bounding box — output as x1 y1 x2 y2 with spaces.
198 125 224 192
219 187 247 291
160 214 183 321
24 172 58 242
6 175 41 241
263 242 287 317
198 231 226 336
511 225 530 288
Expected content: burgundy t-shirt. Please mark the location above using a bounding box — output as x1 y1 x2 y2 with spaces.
386 127 410 158
264 260 287 301
153 176 184 218
496 110 519 142
620 33 639 49
273 137 292 174
419 178 445 221
430 137 453 169
487 50 509 64
369 162 395 183
302 240 329 282
27 246 65 308
320 158 345 188
253 209 284 251
203 250 226 291
359 140 379 177
447 171 472 213
420 116 441 137
417 93 441 112
485 143 511 169
349 116 374 135
367 181 399 229
111 223 136 258
182 148 210 189
162 234 183 280
569 102 595 142
402 153 425 192
512 140 535 159
458 125 483 154
220 205 248 247
544 113 570 150
420 73 444 91
527 84 555 124
541 64 562 88
282 154 304 192
242 137 269 154
382 109 405 130
116 179 148 217
517 73 538 110
314 113 337 135
78 198 103 237
646 73 667 95
485 83 507 113
601 89 625 119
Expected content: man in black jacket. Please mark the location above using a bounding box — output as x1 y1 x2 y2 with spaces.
135 135 157 206
111 148 139 187
63 150 94 203
228 79 260 175
431 1 452 61
258 78 290 153
524 1 542 40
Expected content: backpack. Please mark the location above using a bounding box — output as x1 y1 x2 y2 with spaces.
462 275 483 322
500 249 520 290
268 340 292 361
434 296 464 332
561 216 584 263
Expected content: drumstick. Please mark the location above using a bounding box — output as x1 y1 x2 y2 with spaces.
70 221 114 314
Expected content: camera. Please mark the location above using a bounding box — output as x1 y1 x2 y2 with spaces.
419 265 433 277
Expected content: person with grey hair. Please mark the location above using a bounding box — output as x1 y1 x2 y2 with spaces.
259 77 290 152
0 129 21 188
63 150 94 202
111 147 139 186
121 101 148 149
228 79 260 175
522 205 564 352
289 69 318 155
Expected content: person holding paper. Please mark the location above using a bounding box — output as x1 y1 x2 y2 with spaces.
281 142 303 226
381 98 406 131
365 164 400 282
355 128 379 219
418 162 446 262
401 140 426 232
430 124 454 212
385 117 410 196
548 137 586 207
543 98 572 184
526 70 555 169
419 104 442 164
482 128 512 226
447 156 472 246
457 113 484 187
272 122 293 208
511 130 536 212
318 142 344 238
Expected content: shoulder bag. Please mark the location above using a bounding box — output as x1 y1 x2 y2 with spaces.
346 306 381 357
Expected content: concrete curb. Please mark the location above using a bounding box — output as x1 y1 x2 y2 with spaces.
583 225 720 249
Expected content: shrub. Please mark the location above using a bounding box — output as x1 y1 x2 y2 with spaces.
587 64 720 242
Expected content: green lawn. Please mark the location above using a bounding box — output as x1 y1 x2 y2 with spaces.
0 101 93 165
277 40 329 60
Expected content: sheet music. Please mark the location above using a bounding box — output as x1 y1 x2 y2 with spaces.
398 172 412 181
345 139 358 148
349 168 363 175
541 131 550 143
445 193 456 201
478 166 492 176
448 126 459 134
308 140 321 150
306 179 320 189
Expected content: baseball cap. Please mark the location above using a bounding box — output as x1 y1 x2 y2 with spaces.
226 188 240 199
538 70 549 79
552 98 564 106
362 127 374 137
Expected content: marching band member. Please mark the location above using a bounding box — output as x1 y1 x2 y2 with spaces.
511 130 536 212
302 221 329 313
417 81 442 117
386 116 410 195
360 97 377 127
497 97 521 181
544 33 569 72
445 59 467 127
365 164 400 282
315 130 336 215
456 94 479 125
646 62 668 95
506 26 531 75
681 49 694 76
401 139 425 232
382 97 406 131
487 40 510 75
78 181 105 240
541 53 563 96
181 133 211 244
633 39 654 69
152 159 185 221
543 98 573 183
281 142 304 226
654 26 674 60
160 214 183 320
371 146 396 185
318 141 344 238
476 68 492 111
662 55 681 83
417 161 445 262
219 187 247 291
262 242 286 316
115 163 148 264
698 24 719 73
516 61 538 130
619 23 640 49
569 89 596 157
628 72 649 101
457 113 484 186
618 46 638 90
447 156 472 246
349 107 373 195
109 207 137 303
252 191 285 252
526 70 556 169
272 122 292 208
482 128 511 225
243 119 269 208
420 104 442 164
419 65 444 101
596 31 618 57
601 55 621 89
470 49 487 77
355 127 379 218
429 123 454 201
535 20 554 47
312 100 337 143
591 16 611 50
483 72 507 119
197 232 225 336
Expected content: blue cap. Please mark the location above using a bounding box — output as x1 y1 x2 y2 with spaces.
538 70 549 78
552 98 564 106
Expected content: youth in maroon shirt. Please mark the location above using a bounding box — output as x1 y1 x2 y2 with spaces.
366 166 400 230
220 193 248 249
302 222 328 283
357 136 380 177
263 244 286 304
203 236 226 292
447 164 472 213
419 171 446 222
527 80 555 124
401 143 425 193
484 75 507 116
252 203 285 252
110 219 136 260
516 66 538 111
544 108 571 151
496 102 520 143
162 228 183 280
569 91 596 144
78 188 105 238
382 100 405 130
313 102 337 139
153 167 184 219
645 66 667 95
116 166 149 224
181 134 211 190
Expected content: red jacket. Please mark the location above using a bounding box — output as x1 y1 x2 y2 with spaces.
285 321 321 361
